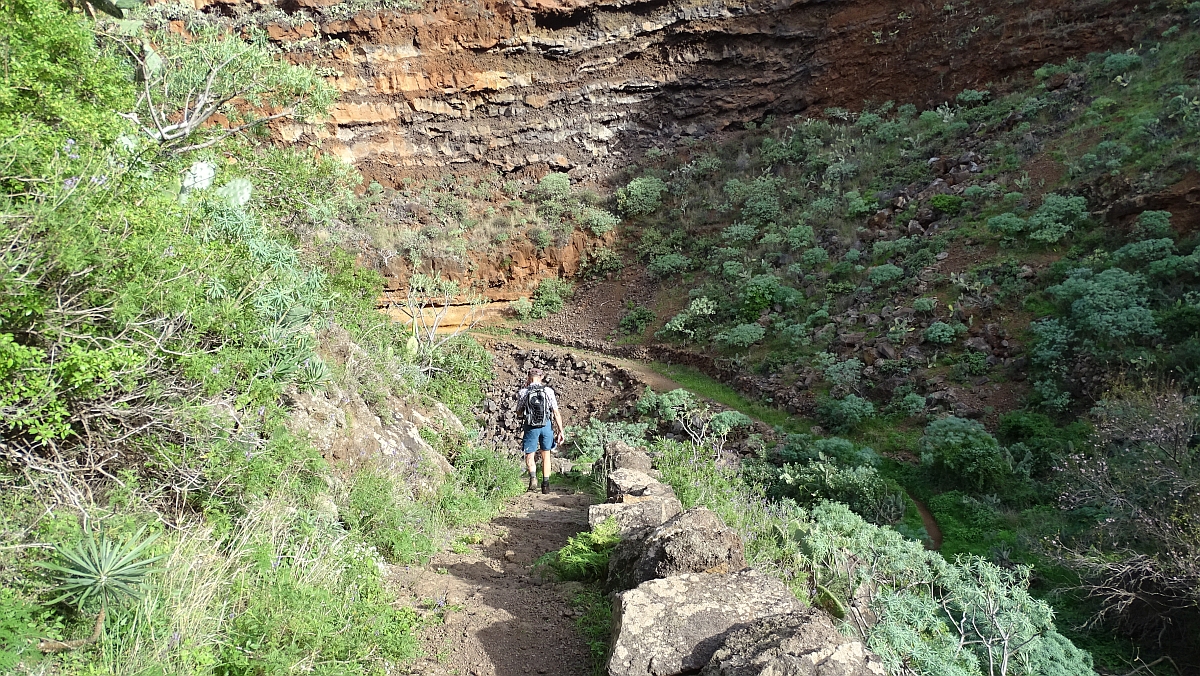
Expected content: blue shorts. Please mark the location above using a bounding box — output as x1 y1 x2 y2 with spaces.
522 422 555 454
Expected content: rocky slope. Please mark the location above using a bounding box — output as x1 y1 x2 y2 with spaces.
206 0 1148 183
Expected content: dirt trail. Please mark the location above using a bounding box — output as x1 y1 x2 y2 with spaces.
393 486 596 676
475 332 699 395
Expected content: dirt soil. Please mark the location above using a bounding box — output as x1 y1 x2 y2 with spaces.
393 487 597 676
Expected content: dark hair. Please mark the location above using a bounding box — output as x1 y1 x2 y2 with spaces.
528 367 545 378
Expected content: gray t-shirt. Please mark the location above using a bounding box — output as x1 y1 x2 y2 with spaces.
516 385 559 416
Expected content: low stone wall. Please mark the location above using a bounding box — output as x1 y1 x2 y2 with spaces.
589 441 886 676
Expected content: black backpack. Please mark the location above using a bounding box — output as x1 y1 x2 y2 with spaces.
522 384 551 429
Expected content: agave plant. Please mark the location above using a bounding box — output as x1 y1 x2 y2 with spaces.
37 526 163 611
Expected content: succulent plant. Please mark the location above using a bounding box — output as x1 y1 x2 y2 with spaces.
216 177 253 208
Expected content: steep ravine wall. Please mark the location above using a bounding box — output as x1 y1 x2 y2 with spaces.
201 0 1148 184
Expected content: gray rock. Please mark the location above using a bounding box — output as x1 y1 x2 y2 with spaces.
608 570 803 676
700 609 886 676
606 507 745 593
607 468 677 504
599 440 655 474
589 496 682 535
607 467 658 501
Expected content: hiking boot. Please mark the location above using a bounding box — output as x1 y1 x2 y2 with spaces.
541 479 549 494
527 474 537 492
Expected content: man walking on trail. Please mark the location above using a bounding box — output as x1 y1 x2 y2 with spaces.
517 368 565 494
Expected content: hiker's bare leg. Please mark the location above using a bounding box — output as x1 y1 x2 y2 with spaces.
525 452 537 478
539 450 552 482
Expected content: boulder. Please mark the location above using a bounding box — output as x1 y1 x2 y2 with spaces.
608 570 804 676
607 468 676 503
606 507 745 593
605 440 655 473
700 609 886 676
589 496 682 535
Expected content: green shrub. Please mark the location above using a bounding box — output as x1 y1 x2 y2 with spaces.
656 297 716 340
647 253 691 278
722 222 758 243
1027 193 1088 243
787 224 815 249
1046 267 1158 346
801 247 829 267
817 394 876 431
619 303 655 335
581 206 620 235
929 194 965 216
1103 52 1142 74
538 172 572 201
511 297 534 320
824 358 864 393
923 321 964 344
1133 210 1173 238
563 419 649 462
714 323 766 349
956 89 990 105
994 212 1030 240
742 274 781 316
845 191 875 218
617 176 667 216
651 442 1095 676
526 278 573 318
913 297 937 313
777 459 903 523
1112 238 1175 265
891 392 927 417
868 264 904 287
581 247 624 278
919 416 1009 492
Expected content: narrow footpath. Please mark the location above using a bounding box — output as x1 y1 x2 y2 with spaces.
392 486 596 676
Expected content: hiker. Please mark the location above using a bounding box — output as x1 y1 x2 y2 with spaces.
517 367 565 494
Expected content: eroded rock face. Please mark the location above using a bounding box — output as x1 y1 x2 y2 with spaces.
608 570 805 676
219 0 1145 183
701 609 886 676
285 382 454 494
605 506 745 593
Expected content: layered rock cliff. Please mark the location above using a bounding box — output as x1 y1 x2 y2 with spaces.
200 0 1148 184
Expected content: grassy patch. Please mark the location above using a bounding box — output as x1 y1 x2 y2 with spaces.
570 587 613 676
648 363 804 432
